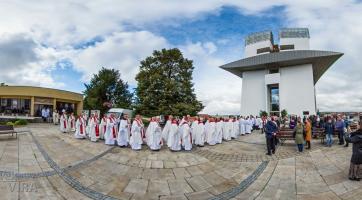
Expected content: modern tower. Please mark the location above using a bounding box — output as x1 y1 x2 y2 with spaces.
220 28 343 116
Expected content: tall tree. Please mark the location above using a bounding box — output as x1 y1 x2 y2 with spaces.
84 68 133 115
135 48 204 116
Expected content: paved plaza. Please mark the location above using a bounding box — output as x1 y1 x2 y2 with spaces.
0 124 361 200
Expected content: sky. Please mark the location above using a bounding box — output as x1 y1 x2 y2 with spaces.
0 0 361 114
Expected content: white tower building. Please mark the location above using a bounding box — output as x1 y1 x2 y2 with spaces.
220 28 343 116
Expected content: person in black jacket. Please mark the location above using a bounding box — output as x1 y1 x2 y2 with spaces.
265 116 278 156
345 121 362 181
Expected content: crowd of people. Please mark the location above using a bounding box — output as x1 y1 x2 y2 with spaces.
56 112 266 151
55 111 362 181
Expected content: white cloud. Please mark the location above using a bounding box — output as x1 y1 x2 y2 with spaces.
70 31 169 85
0 33 64 88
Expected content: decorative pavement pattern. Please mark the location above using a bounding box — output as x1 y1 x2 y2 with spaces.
0 123 361 199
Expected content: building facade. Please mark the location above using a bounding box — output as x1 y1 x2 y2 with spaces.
0 86 83 117
220 28 343 116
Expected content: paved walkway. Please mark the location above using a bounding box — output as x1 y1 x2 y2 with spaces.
0 124 360 199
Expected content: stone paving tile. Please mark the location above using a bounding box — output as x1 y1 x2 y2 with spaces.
159 194 188 200
148 180 170 195
172 168 191 179
186 175 212 191
124 179 149 195
167 179 194 195
185 190 214 200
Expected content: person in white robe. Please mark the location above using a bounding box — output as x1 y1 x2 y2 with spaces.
239 117 246 135
168 119 181 151
74 115 86 139
180 119 192 151
59 112 68 133
89 114 100 142
232 117 239 138
146 117 156 146
206 118 217 145
67 113 76 132
104 114 117 145
245 117 252 134
162 115 173 144
148 117 163 150
130 115 144 150
223 118 232 141
215 118 224 144
194 119 205 146
53 110 59 125
117 114 130 147
99 115 107 140
190 117 199 144
255 116 262 130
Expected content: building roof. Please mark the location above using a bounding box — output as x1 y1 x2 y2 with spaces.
219 50 343 84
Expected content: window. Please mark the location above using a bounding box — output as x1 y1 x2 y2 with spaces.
269 86 280 115
257 47 270 54
280 44 294 50
269 68 279 74
0 98 30 115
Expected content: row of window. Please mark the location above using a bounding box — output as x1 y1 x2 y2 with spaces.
256 44 295 54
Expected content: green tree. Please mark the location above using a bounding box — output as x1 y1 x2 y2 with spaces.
135 48 203 116
259 110 268 117
83 67 133 115
281 109 288 118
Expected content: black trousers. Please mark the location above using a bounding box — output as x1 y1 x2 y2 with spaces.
266 137 275 154
338 130 344 144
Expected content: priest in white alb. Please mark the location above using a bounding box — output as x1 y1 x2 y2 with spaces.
117 114 130 147
130 115 144 150
59 112 67 133
89 113 100 142
99 114 107 140
206 118 216 145
74 115 86 139
167 119 181 151
194 118 205 146
162 115 172 144
180 118 192 151
104 114 117 145
67 112 76 132
148 117 163 150
215 118 223 144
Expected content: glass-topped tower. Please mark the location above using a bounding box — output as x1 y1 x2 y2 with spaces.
220 28 343 116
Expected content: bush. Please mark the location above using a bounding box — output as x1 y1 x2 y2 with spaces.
14 119 27 125
6 122 14 126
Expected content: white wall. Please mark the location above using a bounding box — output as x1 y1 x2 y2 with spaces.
244 40 273 58
279 64 316 116
241 70 267 116
279 38 310 50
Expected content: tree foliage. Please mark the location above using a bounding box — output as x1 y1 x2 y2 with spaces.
135 48 204 117
83 68 133 115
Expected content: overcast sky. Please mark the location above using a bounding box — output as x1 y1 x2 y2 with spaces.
0 0 361 114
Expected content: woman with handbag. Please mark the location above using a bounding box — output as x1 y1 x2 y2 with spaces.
345 121 362 181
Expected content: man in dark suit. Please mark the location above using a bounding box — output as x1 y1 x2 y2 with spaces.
265 116 278 155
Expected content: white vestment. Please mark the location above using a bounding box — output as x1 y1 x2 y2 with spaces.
104 117 117 145
146 121 156 146
215 121 223 144
162 120 172 143
74 117 86 139
194 122 205 146
130 119 144 150
53 112 59 125
99 117 107 139
117 119 130 146
239 118 246 135
148 122 162 150
245 119 252 134
89 117 100 142
168 123 180 150
206 121 216 145
191 121 198 144
181 123 192 151
223 120 233 141
59 114 67 133
67 115 76 132
257 118 263 129
232 120 239 138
